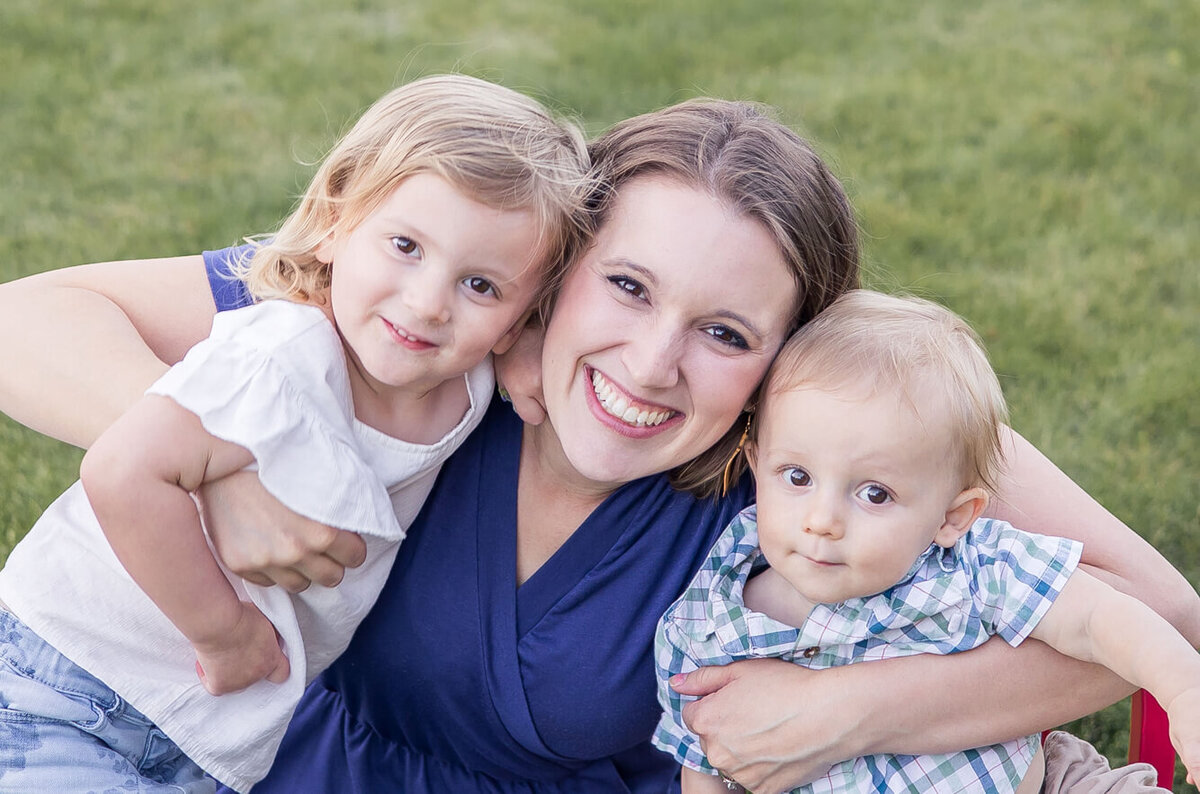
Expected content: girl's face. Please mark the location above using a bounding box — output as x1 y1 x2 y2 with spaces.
539 176 798 488
320 173 542 401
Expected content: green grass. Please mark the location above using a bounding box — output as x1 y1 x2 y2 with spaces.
2 0 1197 788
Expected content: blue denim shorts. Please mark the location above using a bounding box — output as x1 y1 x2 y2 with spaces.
0 607 215 792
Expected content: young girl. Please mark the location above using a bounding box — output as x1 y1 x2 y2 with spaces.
0 74 588 792
655 290 1200 793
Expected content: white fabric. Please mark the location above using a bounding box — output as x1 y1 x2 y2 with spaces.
0 301 493 792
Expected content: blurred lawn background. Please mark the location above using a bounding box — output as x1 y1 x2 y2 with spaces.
1 0 1196 787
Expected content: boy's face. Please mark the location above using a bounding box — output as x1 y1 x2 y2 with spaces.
751 382 970 605
319 172 543 399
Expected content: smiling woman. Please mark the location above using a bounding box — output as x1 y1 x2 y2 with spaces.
540 176 798 490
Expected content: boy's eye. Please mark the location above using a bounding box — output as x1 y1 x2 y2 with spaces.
783 467 811 487
608 275 646 300
704 325 749 350
391 236 420 256
464 276 497 297
858 484 891 505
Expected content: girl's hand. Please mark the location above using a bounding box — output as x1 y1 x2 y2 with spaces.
198 470 367 592
193 600 290 695
493 322 547 426
674 659 857 794
1166 686 1200 785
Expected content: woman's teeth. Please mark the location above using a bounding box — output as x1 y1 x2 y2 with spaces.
591 370 673 427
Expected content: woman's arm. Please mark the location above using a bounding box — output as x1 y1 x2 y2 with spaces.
0 255 216 447
0 254 366 586
676 640 1131 794
676 427 1200 794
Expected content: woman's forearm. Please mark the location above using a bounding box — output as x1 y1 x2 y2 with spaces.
846 636 1133 759
0 255 216 447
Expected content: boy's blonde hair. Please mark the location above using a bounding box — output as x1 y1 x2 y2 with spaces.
759 290 1009 492
237 74 591 311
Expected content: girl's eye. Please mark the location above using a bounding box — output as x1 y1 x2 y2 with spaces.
391 236 420 257
464 276 497 297
783 467 811 488
608 275 647 301
858 484 892 505
704 325 749 350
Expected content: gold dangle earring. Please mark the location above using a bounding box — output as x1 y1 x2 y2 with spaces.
721 409 754 496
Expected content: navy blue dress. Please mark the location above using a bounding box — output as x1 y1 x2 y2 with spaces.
204 248 753 792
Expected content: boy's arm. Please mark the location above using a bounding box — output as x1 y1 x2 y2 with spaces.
988 427 1200 644
80 393 289 694
1031 569 1200 783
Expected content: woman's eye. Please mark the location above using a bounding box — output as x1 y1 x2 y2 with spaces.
783 467 811 488
608 275 646 301
391 236 420 257
704 325 749 350
464 276 497 297
858 484 892 505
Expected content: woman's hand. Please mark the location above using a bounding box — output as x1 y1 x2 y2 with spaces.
198 470 367 592
674 659 858 794
493 321 547 426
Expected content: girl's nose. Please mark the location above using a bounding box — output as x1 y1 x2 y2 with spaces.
404 269 452 325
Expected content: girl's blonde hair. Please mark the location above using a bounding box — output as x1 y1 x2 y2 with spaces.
582 99 861 498
237 74 591 311
759 290 1009 492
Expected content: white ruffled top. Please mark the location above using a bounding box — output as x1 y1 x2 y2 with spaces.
0 300 494 792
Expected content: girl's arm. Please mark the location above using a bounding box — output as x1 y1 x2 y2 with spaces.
675 426 1200 794
0 257 366 586
81 392 289 694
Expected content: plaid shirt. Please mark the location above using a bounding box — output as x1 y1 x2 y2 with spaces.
653 506 1082 793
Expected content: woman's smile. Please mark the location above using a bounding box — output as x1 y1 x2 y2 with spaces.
587 366 679 430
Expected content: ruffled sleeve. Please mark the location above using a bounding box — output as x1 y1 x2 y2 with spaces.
147 300 402 541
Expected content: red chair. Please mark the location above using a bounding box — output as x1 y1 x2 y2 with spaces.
1129 690 1175 788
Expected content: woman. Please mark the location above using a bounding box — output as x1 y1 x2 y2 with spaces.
1 98 1196 793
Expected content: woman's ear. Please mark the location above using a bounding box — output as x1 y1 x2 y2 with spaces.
933 487 989 548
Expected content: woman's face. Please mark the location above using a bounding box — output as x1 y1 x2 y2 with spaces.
540 176 799 488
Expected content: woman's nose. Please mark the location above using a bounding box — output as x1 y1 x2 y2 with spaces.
621 323 681 390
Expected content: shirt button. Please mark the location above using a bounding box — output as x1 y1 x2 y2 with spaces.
802 646 819 658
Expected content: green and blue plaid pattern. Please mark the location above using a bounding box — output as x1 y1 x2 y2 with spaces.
653 507 1082 792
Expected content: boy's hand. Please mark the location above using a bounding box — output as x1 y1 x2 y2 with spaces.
193 600 290 695
1166 686 1200 785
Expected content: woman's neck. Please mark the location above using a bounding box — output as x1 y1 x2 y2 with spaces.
514 421 621 586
